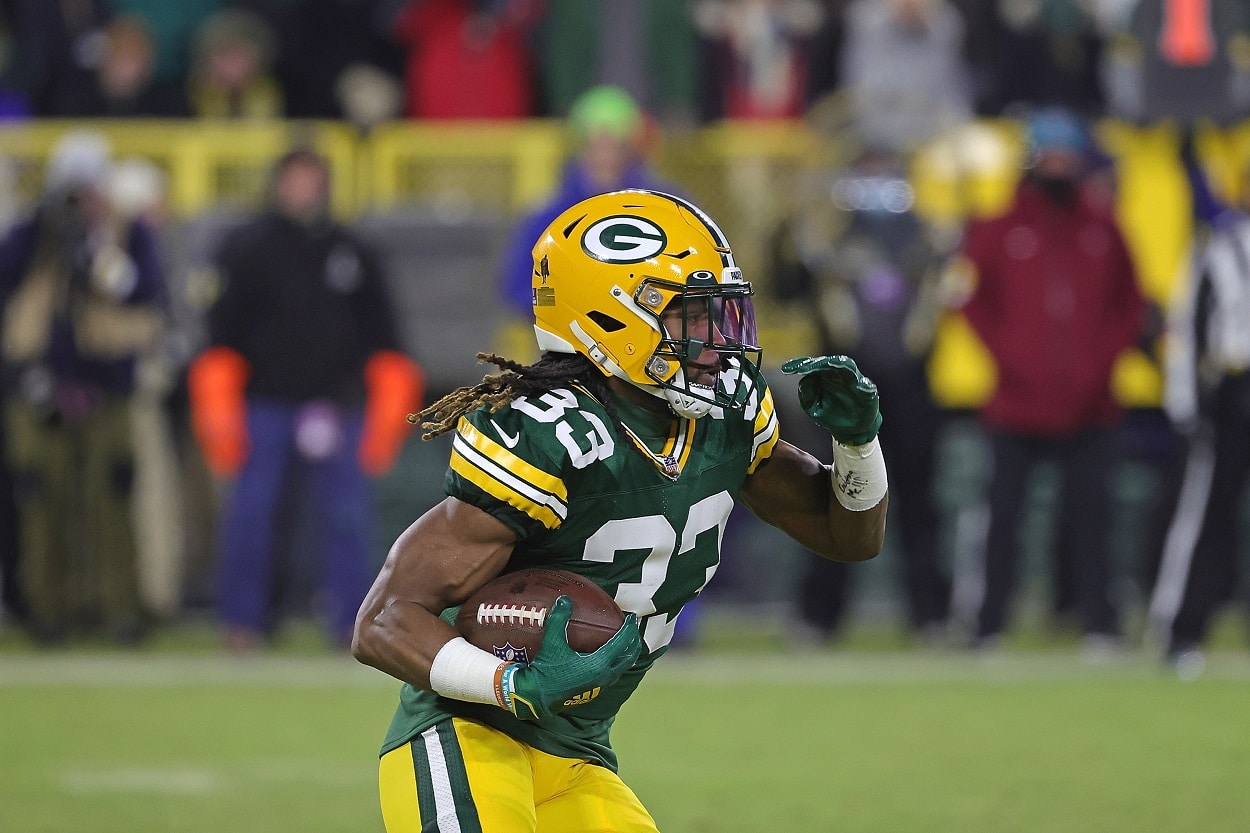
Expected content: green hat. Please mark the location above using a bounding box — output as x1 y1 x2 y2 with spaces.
569 86 642 143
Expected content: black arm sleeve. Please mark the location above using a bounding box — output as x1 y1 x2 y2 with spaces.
352 239 404 358
206 228 258 355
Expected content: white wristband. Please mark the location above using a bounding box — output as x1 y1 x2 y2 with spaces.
831 436 888 511
428 636 510 709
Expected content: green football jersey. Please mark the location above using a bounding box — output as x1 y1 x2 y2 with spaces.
381 361 781 770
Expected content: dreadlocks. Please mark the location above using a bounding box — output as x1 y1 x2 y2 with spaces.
412 352 623 441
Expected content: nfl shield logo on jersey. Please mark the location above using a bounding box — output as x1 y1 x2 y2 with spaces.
493 642 529 664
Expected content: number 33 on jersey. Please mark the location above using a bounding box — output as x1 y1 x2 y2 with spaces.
446 360 779 656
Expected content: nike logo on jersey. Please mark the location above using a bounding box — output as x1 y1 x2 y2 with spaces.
563 687 602 707
491 420 521 448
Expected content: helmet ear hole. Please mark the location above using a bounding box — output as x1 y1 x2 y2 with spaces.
586 311 626 333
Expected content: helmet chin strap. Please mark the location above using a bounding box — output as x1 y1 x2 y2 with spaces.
662 388 714 419
618 367 712 419
655 368 715 419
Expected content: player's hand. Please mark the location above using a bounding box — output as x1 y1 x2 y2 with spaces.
781 355 882 446
500 596 641 721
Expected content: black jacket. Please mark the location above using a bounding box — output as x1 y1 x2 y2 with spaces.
208 211 401 405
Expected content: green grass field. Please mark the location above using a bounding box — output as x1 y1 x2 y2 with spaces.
2 622 1249 833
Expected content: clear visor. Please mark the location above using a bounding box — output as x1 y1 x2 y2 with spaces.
671 288 758 352
713 293 758 349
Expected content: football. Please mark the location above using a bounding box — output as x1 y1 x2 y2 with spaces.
454 567 626 664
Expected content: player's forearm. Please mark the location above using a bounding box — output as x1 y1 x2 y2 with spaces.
823 490 888 563
782 469 886 562
353 499 517 688
740 437 890 560
754 489 886 562
351 594 458 690
740 449 886 562
812 435 888 560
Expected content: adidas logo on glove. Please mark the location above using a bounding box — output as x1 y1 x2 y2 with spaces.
563 687 602 707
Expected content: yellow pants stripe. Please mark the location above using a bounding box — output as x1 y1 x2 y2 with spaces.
379 718 660 833
379 735 423 831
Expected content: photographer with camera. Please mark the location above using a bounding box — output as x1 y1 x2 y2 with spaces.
0 131 166 645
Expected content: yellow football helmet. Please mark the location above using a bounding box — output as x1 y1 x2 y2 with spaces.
531 190 761 418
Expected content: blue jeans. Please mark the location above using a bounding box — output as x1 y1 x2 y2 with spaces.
216 399 375 641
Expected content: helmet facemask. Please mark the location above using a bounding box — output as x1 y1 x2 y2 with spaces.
634 271 762 419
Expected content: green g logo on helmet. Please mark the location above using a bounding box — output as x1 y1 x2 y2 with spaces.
581 215 667 264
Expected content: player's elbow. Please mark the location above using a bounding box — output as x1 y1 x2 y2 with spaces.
350 598 384 666
349 621 373 666
349 624 370 665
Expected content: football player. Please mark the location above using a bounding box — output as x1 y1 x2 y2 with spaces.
352 190 888 832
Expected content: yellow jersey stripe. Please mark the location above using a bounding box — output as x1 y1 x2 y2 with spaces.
660 423 678 458
749 388 780 473
451 442 563 529
457 418 568 502
749 415 780 473
451 435 568 520
752 386 776 438
672 418 696 471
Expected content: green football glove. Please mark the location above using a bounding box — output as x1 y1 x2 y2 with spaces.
781 355 883 446
500 596 641 721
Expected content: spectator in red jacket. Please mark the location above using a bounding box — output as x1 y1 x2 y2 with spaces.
392 0 541 120
955 107 1144 654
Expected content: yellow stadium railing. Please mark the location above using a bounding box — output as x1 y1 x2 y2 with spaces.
0 119 360 219
364 120 567 214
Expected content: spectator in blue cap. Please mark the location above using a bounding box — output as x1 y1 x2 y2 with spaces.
1023 106 1092 202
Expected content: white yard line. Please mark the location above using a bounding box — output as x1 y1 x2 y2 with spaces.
58 768 222 795
647 652 1250 685
54 758 371 796
2 651 1249 689
0 655 392 688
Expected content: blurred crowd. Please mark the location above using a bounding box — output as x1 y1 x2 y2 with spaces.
1 0 1248 131
0 131 425 650
1 0 1249 678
